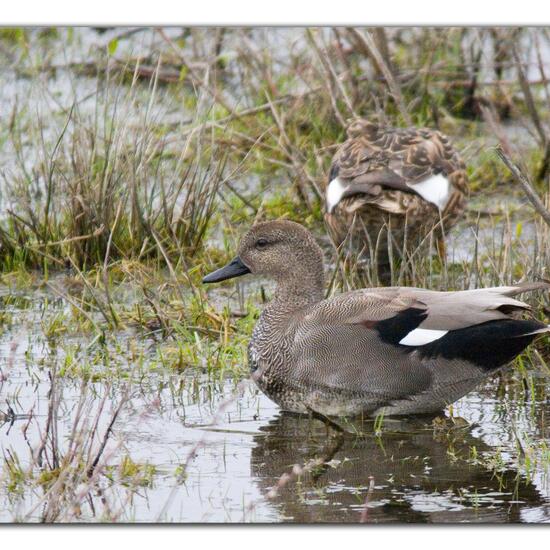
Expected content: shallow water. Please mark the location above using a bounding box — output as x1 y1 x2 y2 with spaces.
0 27 549 524
0 284 549 523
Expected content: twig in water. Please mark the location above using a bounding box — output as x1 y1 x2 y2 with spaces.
360 476 376 523
87 390 128 477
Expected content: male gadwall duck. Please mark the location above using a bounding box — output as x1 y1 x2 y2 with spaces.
203 221 548 417
325 119 469 280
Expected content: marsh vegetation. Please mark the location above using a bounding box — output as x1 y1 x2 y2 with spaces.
0 27 549 522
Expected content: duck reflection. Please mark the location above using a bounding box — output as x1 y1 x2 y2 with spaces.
250 412 548 523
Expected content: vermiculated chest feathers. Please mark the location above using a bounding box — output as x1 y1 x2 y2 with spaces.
247 306 307 412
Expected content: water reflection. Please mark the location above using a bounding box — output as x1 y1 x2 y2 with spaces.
250 412 549 523
2 292 549 523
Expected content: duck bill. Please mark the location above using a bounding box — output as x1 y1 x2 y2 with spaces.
202 256 251 283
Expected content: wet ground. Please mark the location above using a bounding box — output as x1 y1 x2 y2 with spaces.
0 27 549 523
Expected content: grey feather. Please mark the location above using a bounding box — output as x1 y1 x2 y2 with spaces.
204 221 549 417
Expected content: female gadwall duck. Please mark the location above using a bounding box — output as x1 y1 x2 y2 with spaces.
203 221 548 417
325 119 469 280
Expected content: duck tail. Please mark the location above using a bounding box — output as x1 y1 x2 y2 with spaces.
502 280 550 296
521 324 550 337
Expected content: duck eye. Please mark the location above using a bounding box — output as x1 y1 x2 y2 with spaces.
255 238 269 250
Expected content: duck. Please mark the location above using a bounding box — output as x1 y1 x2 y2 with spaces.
324 119 469 282
203 220 549 418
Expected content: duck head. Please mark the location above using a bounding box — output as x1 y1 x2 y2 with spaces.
202 220 324 289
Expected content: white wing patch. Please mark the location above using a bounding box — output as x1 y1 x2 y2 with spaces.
399 328 449 346
408 174 452 210
326 177 347 213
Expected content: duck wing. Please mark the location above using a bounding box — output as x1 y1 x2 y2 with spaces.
290 288 433 406
290 283 549 413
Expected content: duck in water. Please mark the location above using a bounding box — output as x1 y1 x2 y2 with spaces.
203 220 548 417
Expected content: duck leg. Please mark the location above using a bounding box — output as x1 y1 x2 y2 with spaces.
305 405 348 435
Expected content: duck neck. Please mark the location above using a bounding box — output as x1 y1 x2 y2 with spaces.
254 237 326 332
268 265 325 316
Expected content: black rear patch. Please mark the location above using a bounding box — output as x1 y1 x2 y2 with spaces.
328 163 339 183
373 307 428 346
418 319 545 371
